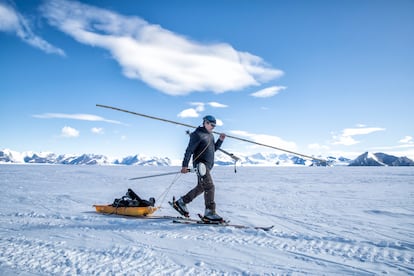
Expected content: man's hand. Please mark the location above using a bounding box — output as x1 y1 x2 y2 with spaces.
219 133 226 141
181 167 189 173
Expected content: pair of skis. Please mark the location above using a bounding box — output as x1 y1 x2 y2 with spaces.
172 215 274 231
168 198 273 231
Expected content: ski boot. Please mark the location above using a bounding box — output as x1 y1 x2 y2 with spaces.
169 197 190 217
201 209 224 223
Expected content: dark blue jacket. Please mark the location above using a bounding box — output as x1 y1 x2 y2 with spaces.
182 126 223 170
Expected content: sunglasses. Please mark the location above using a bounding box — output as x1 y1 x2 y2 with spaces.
207 121 216 128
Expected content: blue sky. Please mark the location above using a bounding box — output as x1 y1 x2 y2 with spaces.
1 0 413 161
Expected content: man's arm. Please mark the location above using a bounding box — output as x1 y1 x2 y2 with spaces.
181 132 200 173
215 133 226 150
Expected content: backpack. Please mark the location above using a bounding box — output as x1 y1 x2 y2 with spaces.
112 188 155 207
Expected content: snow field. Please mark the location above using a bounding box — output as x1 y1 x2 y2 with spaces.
0 165 413 275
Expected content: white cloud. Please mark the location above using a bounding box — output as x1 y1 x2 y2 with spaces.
399 136 413 144
230 130 297 151
190 102 205 112
0 2 65 56
215 119 224 127
33 113 122 124
177 108 199 118
332 126 386 146
332 135 359 146
41 0 283 95
178 101 228 118
342 127 385 137
0 3 18 31
91 127 104 134
61 126 79 138
250 86 286 98
208 102 228 108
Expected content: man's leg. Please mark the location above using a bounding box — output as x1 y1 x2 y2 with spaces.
182 177 204 204
201 169 215 211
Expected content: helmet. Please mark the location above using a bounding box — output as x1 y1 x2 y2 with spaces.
203 115 216 124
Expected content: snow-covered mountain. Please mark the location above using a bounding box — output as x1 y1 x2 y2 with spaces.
349 152 414 166
1 149 413 166
0 149 316 166
0 149 113 165
114 154 171 166
0 149 169 166
216 152 313 166
215 152 356 166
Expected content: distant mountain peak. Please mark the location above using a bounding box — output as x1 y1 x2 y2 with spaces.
1 149 413 166
349 152 414 166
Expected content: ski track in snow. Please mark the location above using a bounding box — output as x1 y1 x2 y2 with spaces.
0 165 413 275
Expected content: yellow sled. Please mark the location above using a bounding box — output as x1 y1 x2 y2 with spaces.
93 204 159 217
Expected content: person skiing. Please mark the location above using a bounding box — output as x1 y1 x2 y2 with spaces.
172 115 226 221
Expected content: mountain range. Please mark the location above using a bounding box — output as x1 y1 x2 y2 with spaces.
0 149 413 166
348 152 414 166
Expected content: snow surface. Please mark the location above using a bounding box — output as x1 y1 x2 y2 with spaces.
0 165 413 275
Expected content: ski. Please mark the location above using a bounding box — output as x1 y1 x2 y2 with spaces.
96 104 327 164
172 215 274 231
95 212 273 231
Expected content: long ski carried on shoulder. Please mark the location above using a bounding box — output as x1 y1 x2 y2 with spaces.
96 104 327 164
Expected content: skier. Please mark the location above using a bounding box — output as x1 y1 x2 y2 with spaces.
172 115 226 221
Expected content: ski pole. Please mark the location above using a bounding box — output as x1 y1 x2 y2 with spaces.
129 168 197 180
129 171 181 180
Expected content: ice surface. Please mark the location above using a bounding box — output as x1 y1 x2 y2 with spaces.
0 165 413 275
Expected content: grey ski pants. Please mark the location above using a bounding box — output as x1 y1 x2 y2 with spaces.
182 168 215 211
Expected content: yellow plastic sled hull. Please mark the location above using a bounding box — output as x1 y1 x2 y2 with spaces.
93 205 159 217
